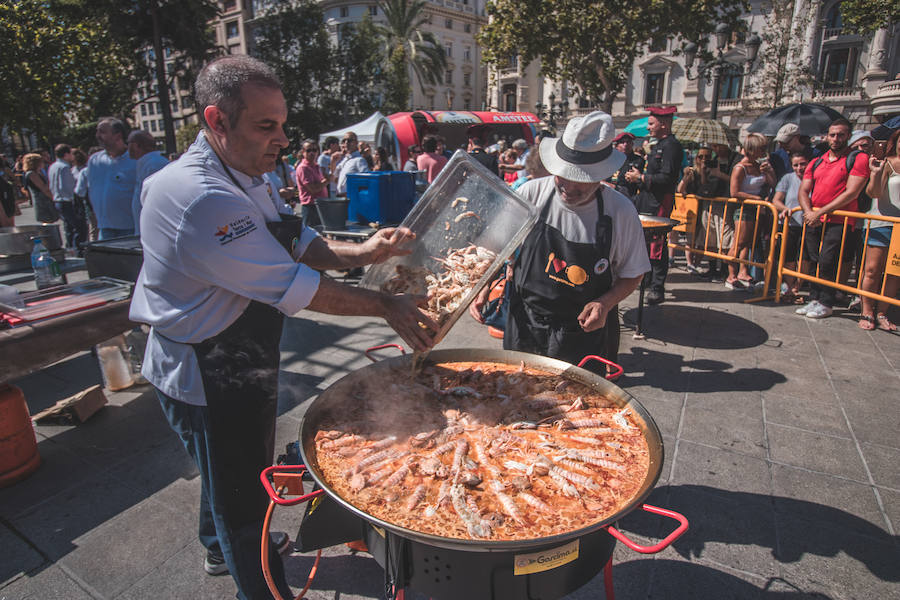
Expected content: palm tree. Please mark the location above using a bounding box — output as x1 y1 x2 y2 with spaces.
375 0 447 112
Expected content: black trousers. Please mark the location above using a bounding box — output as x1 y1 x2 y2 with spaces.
648 248 669 293
804 222 859 308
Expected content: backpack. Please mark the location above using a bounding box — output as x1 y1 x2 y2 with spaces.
809 150 871 212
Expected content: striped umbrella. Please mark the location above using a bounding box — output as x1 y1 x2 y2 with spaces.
671 118 740 147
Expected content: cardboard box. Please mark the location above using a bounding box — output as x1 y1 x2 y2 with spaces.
32 385 107 424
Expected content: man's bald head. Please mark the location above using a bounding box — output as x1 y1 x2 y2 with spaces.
127 130 158 159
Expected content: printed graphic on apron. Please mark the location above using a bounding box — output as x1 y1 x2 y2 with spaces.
544 252 588 287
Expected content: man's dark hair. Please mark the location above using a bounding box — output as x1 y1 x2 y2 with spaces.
324 136 339 147
194 56 281 129
54 144 71 159
302 138 318 150
98 117 128 142
829 118 852 132
422 135 438 153
790 151 810 161
127 130 157 152
407 144 421 154
72 148 88 167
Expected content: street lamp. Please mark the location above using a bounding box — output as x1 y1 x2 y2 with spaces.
683 24 761 120
535 92 568 134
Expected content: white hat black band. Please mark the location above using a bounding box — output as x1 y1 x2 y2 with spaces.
555 138 613 165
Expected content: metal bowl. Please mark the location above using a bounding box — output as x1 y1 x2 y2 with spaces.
0 225 63 255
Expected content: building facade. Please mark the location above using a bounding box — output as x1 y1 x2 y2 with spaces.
133 0 490 140
486 0 899 137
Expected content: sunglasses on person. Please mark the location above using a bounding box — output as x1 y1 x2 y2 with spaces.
304 147 319 153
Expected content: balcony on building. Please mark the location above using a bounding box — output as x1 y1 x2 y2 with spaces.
872 77 900 117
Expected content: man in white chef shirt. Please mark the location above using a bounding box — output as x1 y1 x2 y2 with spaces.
130 56 436 600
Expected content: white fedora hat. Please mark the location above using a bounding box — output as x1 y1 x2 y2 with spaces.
539 111 625 183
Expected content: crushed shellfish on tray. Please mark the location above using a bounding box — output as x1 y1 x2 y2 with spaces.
311 361 652 541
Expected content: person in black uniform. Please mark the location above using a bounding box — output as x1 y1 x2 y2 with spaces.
470 111 650 374
467 124 500 177
625 106 684 304
607 132 645 200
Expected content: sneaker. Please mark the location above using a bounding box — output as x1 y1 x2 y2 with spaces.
725 279 747 290
795 300 819 316
847 296 861 313
805 302 833 319
646 289 664 305
686 264 703 275
204 532 290 576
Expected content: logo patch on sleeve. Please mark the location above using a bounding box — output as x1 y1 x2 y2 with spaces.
214 216 257 245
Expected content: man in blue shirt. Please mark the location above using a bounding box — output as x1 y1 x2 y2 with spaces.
127 130 169 236
130 55 436 600
75 117 137 239
48 144 84 251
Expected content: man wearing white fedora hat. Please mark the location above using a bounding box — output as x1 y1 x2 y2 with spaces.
472 111 649 372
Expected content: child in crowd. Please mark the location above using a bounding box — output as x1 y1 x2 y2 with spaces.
771 152 811 302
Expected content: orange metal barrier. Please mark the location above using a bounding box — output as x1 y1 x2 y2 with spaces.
669 193 781 302
774 208 900 308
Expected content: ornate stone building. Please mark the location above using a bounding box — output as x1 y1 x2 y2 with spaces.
486 0 899 136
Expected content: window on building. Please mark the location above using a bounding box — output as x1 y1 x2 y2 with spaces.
445 69 453 85
718 66 743 99
825 2 843 32
368 5 377 16
155 102 161 113
508 54 518 70
171 101 178 114
445 43 452 57
649 36 667 53
445 18 453 29
150 120 157 132
144 125 150 133
146 103 154 115
223 0 236 10
464 99 471 110
158 119 164 130
464 46 471 61
644 73 665 105
182 96 192 109
820 46 859 88
464 23 471 33
340 6 349 17
463 72 471 86
141 104 147 116
502 84 517 112
226 21 239 39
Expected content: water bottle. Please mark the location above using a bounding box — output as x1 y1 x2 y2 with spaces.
31 237 66 289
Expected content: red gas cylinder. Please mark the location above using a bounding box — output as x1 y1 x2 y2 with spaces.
0 384 41 487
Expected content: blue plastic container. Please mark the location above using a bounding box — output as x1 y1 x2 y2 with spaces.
346 171 415 224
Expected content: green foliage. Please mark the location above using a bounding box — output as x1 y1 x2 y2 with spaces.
251 0 336 142
175 122 201 153
840 0 899 35
374 0 447 111
0 0 134 142
478 0 748 111
334 17 387 123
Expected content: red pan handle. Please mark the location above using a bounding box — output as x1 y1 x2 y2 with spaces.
577 355 624 381
606 504 689 554
260 465 325 506
365 343 407 362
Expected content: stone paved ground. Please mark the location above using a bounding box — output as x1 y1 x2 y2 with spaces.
1 219 898 599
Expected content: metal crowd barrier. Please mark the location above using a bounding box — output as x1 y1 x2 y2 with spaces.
774 207 900 308
669 193 781 303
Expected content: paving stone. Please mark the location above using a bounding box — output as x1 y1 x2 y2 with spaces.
659 485 780 577
775 513 900 600
636 557 780 599
770 464 887 533
767 424 867 481
680 403 768 458
0 564 96 600
57 495 195 598
634 395 682 439
118 539 238 600
0 523 45 586
860 443 900 490
671 440 772 501
837 392 900 449
763 391 851 437
874 488 900 539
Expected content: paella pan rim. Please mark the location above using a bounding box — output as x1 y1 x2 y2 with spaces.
299 348 664 552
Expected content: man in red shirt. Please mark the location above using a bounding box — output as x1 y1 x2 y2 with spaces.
416 134 448 184
295 138 328 228
796 118 869 318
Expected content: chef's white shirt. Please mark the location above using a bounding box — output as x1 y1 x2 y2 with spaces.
129 131 321 405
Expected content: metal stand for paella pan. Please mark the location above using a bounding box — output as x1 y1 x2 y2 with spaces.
257 345 688 600
634 216 680 340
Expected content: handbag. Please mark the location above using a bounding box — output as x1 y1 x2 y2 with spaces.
480 271 508 330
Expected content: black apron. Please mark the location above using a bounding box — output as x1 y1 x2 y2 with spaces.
504 188 618 371
189 209 304 524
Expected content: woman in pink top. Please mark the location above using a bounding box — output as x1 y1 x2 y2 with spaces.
295 139 328 228
415 135 448 183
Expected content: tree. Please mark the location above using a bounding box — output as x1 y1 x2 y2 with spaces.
250 0 336 142
840 0 899 35
374 0 447 113
334 17 387 124
175 121 201 153
0 0 134 145
478 0 748 113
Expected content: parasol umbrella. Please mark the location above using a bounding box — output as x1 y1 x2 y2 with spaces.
623 115 678 137
746 103 845 137
671 118 740 147
872 115 900 140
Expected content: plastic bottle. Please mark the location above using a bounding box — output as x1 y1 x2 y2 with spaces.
30 237 65 290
